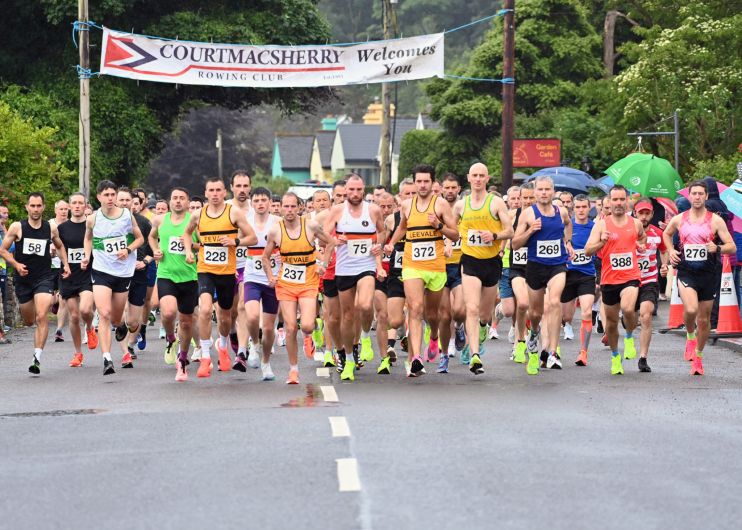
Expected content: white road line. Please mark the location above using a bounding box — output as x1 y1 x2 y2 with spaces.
329 416 351 437
320 385 338 402
336 458 361 492
316 367 330 378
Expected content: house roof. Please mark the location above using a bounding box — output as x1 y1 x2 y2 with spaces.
390 118 418 155
276 134 314 170
315 130 335 169
337 124 381 163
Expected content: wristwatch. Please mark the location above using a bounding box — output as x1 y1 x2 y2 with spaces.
437 222 444 230
234 237 240 246
126 247 132 255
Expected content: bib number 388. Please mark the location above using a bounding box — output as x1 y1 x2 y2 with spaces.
609 252 634 270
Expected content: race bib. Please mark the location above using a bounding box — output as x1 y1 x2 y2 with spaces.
684 244 707 262
638 257 650 273
203 247 228 265
67 248 85 264
411 241 436 261
451 238 462 250
22 238 47 256
250 255 277 273
536 239 561 258
168 236 185 255
347 238 372 258
512 248 528 266
235 247 248 261
281 263 306 284
393 252 403 269
467 229 492 247
609 252 634 270
571 249 591 265
103 236 127 255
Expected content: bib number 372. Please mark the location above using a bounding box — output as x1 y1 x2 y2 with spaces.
411 241 436 261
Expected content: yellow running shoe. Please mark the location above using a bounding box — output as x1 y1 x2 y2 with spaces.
526 352 539 375
611 355 624 375
377 356 392 375
513 341 526 363
623 337 636 360
360 336 374 363
341 360 356 381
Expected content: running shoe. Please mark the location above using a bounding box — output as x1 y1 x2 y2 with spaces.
191 347 202 362
148 311 156 325
360 336 374 363
546 352 562 369
400 335 409 352
690 356 704 376
684 338 697 362
217 344 231 371
460 344 471 365
495 303 504 322
175 360 188 382
341 360 356 381
563 323 574 340
197 357 213 378
405 361 415 378
137 325 147 350
230 332 239 354
304 335 316 360
513 341 526 364
575 350 588 367
277 328 286 347
128 344 138 360
69 352 84 367
164 339 177 365
526 352 539 375
86 328 98 350
638 356 651 373
103 358 115 376
261 363 276 381
610 355 624 375
323 350 336 367
122 351 134 369
387 347 397 364
115 323 128 343
54 329 64 342
410 356 425 376
526 332 539 356
232 352 247 372
377 357 392 375
596 318 604 334
425 338 439 363
28 356 40 375
437 353 449 373
312 318 324 349
424 323 431 346
623 337 637 360
247 343 260 369
508 325 515 344
488 325 499 340
454 323 466 351
469 354 484 375
539 350 549 369
159 327 166 339
601 334 609 346
479 323 488 344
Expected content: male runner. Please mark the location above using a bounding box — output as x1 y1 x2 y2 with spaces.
0 193 71 374
512 176 573 374
385 165 459 377
371 191 395 374
263 192 335 384
82 180 144 375
228 170 252 360
454 163 512 375
241 187 282 381
50 200 69 342
662 181 735 375
507 182 535 363
585 185 645 375
559 195 596 367
150 187 200 381
183 177 257 378
58 192 98 367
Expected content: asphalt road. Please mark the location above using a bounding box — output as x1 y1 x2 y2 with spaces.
1 304 741 530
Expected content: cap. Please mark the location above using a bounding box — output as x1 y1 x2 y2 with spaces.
634 199 653 212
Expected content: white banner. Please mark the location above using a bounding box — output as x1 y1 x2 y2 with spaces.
100 27 444 88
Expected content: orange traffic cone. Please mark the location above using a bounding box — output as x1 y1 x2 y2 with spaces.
667 271 684 328
716 255 742 334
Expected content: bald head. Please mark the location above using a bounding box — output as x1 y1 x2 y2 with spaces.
469 162 488 175
467 162 490 192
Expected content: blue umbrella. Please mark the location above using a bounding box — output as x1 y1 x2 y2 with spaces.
526 166 601 193
596 175 613 192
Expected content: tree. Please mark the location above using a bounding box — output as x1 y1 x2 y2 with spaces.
398 129 440 178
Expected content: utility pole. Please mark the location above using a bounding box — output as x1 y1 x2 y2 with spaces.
627 110 680 171
501 0 515 193
216 128 223 181
78 0 91 200
379 0 397 189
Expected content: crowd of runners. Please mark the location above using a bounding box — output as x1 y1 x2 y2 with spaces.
0 164 735 382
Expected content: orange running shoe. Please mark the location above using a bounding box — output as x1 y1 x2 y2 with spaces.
175 360 188 382
69 352 84 367
86 327 99 350
286 368 300 384
575 350 588 366
690 356 704 375
303 335 315 360
197 357 213 378
684 338 697 362
217 344 231 372
121 351 134 369
601 334 609 346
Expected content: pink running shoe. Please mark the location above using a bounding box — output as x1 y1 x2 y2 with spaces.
426 339 439 362
690 356 704 376
684 338 697 362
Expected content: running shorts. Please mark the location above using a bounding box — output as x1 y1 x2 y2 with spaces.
601 279 640 306
561 270 596 303
92 269 132 294
198 272 236 310
525 262 567 291
461 254 502 288
244 281 279 314
401 267 446 292
157 278 199 314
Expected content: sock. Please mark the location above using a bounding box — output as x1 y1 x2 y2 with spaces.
580 320 592 351
687 331 696 340
200 339 212 358
625 330 633 340
166 333 176 343
388 338 396 349
238 346 247 356
696 350 703 359
34 348 42 361
612 350 620 358
289 364 298 372
361 330 370 340
103 352 112 361
178 350 188 362
219 334 228 348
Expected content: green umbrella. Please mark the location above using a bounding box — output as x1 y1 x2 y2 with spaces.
605 152 682 199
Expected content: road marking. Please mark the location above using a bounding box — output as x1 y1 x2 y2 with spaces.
336 458 361 491
314 351 324 362
329 416 351 437
316 367 330 377
320 385 338 402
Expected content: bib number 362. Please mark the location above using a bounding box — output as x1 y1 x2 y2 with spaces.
281 264 306 284
536 239 561 258
411 241 436 261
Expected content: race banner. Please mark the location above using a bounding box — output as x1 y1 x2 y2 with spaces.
100 27 444 88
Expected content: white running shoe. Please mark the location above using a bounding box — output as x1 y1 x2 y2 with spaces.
546 352 563 369
247 341 260 369
508 325 515 343
277 328 286 347
563 322 574 341
488 326 499 340
191 347 202 361
261 363 275 381
495 303 504 322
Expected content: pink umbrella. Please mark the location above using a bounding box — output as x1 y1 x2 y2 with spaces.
679 182 742 232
